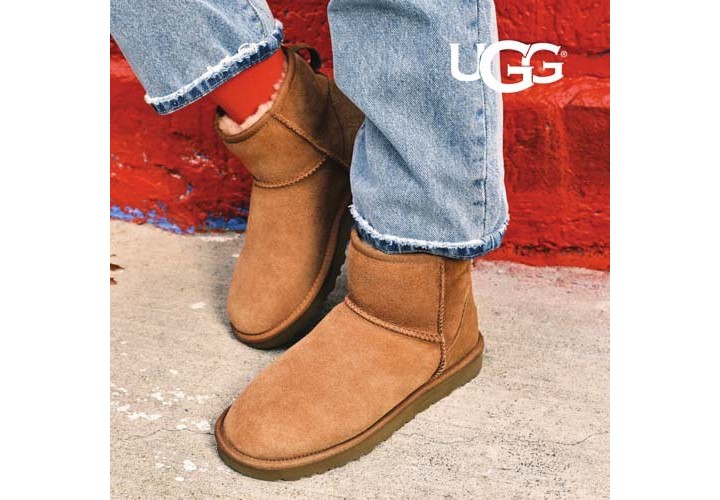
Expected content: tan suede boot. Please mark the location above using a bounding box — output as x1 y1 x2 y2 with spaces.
216 46 364 348
215 230 485 479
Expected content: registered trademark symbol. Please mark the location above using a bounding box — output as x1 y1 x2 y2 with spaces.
560 50 568 58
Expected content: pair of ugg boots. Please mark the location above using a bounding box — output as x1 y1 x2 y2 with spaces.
214 46 484 480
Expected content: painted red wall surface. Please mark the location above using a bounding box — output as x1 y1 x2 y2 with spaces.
111 0 609 270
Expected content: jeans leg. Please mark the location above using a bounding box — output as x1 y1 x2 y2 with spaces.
111 0 282 114
328 0 508 259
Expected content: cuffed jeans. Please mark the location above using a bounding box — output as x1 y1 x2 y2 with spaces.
111 0 509 259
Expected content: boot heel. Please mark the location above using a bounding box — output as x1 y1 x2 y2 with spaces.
408 334 484 418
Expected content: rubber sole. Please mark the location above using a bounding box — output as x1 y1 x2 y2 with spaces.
215 333 484 480
230 205 355 350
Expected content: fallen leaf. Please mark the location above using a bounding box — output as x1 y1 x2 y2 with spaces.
110 263 124 271
110 277 117 285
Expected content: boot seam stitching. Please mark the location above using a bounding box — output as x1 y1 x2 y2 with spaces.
252 155 328 188
271 113 351 169
343 297 441 344
445 295 469 359
433 262 447 379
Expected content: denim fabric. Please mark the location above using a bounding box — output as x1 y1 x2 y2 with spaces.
111 0 282 114
329 0 508 259
111 0 508 259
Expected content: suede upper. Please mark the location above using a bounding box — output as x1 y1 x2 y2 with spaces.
219 230 481 462
217 46 364 341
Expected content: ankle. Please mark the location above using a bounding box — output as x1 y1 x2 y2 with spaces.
212 49 287 133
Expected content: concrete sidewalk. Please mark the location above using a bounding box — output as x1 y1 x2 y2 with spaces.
110 220 609 499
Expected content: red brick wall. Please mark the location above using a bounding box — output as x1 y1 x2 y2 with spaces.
110 0 609 270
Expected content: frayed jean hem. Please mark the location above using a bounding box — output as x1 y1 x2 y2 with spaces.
144 21 284 115
350 205 509 260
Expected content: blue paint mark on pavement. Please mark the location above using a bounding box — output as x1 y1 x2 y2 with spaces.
111 205 248 234
205 216 248 231
110 206 189 234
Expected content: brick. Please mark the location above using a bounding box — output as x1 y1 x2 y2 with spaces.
110 53 252 231
496 77 609 269
496 0 609 54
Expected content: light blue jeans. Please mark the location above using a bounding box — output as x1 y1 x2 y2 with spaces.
111 0 508 259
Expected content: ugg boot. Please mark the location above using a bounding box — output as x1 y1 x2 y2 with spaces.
216 46 364 348
215 230 485 479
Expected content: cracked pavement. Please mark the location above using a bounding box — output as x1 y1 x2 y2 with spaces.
110 220 609 499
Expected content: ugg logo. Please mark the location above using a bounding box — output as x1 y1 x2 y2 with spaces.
450 41 565 93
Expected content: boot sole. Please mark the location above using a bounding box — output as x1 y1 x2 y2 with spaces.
214 333 484 480
230 199 354 349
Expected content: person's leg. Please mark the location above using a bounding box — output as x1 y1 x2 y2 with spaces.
212 49 286 127
112 1 365 346
332 0 508 257
216 0 506 479
111 0 284 121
